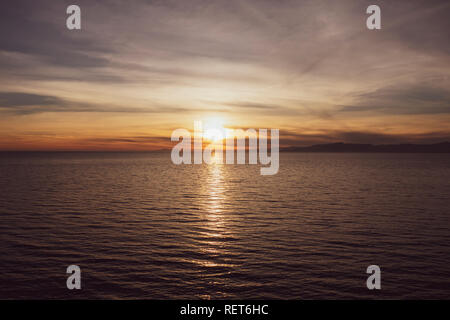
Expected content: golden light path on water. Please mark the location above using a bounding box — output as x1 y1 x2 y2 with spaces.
183 115 236 292
201 155 228 256
190 154 238 299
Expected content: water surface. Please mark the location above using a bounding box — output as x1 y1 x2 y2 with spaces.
1 152 449 299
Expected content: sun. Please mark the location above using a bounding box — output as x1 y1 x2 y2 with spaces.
203 117 226 142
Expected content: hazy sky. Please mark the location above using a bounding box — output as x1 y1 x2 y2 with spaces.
1 0 449 150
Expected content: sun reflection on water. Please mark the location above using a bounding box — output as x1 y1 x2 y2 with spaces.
191 159 237 280
203 159 227 237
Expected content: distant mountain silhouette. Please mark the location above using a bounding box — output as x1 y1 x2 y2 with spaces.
282 142 450 153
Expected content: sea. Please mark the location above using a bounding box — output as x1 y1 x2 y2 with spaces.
1 152 449 299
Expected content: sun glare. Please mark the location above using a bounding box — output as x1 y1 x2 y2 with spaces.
203 117 226 142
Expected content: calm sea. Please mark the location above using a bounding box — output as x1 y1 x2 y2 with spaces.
1 152 449 299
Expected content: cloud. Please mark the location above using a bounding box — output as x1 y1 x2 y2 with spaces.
0 1 112 68
2 0 449 86
381 0 450 56
0 92 63 107
0 91 200 115
83 136 169 144
223 101 302 116
340 83 450 115
225 102 285 110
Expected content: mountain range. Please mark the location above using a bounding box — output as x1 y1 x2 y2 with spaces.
282 142 450 153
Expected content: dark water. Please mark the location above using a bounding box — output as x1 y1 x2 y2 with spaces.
1 152 449 299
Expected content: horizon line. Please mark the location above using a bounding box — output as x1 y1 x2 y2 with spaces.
1 141 449 153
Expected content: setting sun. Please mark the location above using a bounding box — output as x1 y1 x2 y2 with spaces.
202 117 227 142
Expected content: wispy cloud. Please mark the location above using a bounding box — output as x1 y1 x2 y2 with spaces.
0 91 204 115
340 82 450 115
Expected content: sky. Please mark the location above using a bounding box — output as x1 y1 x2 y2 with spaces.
0 0 449 150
